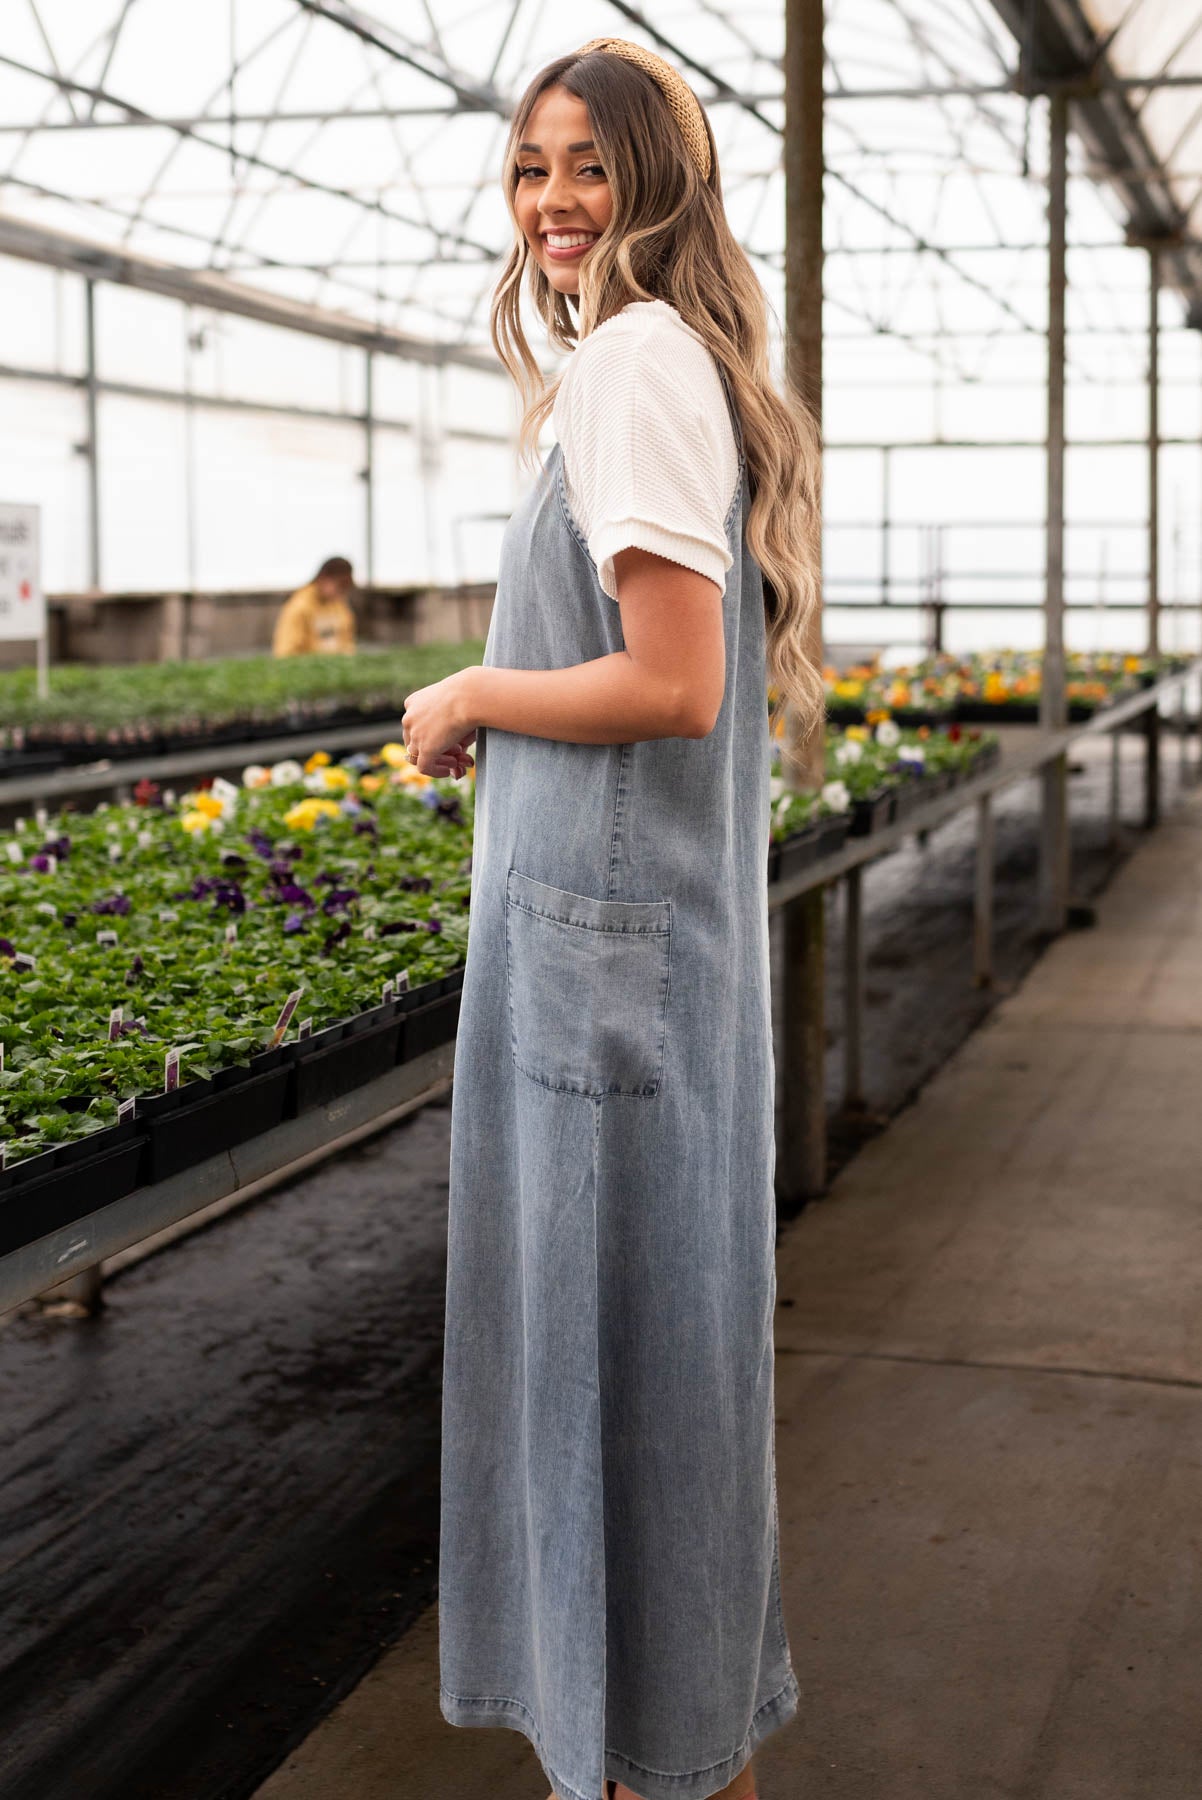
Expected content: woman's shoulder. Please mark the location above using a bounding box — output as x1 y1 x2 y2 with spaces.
574 298 712 370
556 299 728 423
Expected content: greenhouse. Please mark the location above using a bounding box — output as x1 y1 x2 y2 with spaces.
1 3 1200 1798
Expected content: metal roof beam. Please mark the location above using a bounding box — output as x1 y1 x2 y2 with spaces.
0 212 503 372
987 0 1202 325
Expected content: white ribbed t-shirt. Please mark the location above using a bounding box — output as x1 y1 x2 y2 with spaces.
552 298 740 602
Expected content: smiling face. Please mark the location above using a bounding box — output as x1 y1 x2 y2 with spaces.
512 84 614 298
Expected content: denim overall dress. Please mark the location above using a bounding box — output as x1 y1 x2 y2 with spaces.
439 359 799 1800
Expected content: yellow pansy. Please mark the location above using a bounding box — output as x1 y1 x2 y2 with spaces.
284 798 342 831
845 724 869 742
321 766 351 790
181 810 211 833
379 742 410 769
393 765 433 788
195 792 226 819
304 750 332 773
358 773 385 795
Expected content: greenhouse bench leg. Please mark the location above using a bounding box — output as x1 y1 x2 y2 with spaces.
843 866 865 1112
36 1263 104 1315
974 792 994 989
1109 732 1122 852
1145 708 1161 829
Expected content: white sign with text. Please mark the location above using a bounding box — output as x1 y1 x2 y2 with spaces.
0 503 44 643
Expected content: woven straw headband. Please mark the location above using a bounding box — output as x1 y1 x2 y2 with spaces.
574 37 713 182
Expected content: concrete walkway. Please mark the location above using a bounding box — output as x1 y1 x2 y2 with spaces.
255 791 1202 1800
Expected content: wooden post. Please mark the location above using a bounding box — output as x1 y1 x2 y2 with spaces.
779 0 828 1202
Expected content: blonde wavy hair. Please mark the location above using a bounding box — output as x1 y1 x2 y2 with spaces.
490 47 824 733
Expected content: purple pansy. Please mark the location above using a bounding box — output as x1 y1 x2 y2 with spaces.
322 887 359 915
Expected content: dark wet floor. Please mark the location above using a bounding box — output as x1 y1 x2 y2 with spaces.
0 728 1190 1800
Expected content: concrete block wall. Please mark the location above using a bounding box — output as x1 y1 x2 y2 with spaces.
0 583 496 670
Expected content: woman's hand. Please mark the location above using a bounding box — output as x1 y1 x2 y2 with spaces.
402 669 478 777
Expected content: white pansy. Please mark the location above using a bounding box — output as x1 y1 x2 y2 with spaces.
769 775 786 801
271 759 304 787
834 739 863 766
211 774 239 817
899 744 926 767
875 718 901 748
242 764 270 789
820 779 851 813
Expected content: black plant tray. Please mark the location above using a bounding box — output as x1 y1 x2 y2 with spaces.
400 988 462 1061
849 787 895 836
290 1015 403 1116
0 1136 147 1258
775 823 825 882
969 741 1002 775
890 777 929 822
818 813 851 858
145 1065 291 1183
892 707 952 730
9 702 406 775
954 700 1037 725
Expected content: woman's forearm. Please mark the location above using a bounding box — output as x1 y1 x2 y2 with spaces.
463 653 712 745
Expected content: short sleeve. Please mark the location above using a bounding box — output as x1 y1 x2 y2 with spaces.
556 308 738 602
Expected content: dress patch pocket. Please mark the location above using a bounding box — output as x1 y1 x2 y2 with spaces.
504 867 672 1098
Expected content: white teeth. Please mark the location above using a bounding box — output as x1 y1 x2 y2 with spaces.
545 233 597 248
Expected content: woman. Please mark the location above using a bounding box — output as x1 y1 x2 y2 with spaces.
400 37 823 1800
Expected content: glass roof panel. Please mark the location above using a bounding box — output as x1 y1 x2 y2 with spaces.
0 0 1196 392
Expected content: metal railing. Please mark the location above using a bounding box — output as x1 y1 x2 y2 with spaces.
767 660 1202 1120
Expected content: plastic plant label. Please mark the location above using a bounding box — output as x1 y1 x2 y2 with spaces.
224 923 238 954
13 952 35 971
13 818 24 833
108 1007 123 1042
0 1142 5 1171
0 1043 5 1072
164 1048 180 1092
270 988 303 1048
4 841 22 864
34 806 47 829
137 830 152 850
363 923 377 942
396 969 410 993
44 854 57 875
117 1097 136 1123
108 843 122 862
35 901 56 917
158 909 179 924
382 978 395 1004
297 1018 313 1040
96 930 118 947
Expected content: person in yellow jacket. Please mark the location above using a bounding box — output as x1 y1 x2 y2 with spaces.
272 556 358 657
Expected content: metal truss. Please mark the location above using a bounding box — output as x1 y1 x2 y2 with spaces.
0 0 1199 385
